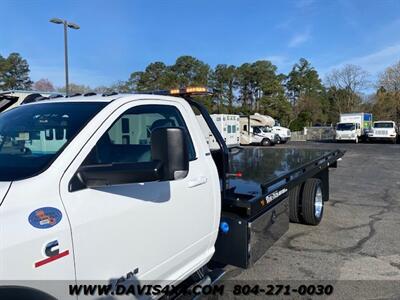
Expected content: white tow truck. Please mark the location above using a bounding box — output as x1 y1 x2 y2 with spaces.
368 121 398 144
0 87 343 299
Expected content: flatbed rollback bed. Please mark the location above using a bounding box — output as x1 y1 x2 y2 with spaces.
213 147 343 268
171 88 344 271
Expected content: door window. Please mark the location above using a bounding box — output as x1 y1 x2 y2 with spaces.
83 104 196 166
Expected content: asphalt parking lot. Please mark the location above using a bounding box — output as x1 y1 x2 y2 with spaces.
224 141 400 299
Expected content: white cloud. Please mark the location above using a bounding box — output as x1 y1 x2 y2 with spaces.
288 31 311 48
264 55 295 72
328 44 400 75
265 55 287 65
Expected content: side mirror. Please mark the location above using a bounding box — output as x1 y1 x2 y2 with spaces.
71 127 189 191
151 126 189 181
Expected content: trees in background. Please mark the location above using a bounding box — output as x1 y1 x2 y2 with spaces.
285 58 326 130
126 56 211 92
211 64 237 113
2 51 399 129
372 62 400 123
0 53 32 90
325 64 369 119
57 83 92 94
33 79 55 92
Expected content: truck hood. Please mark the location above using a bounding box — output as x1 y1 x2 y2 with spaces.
273 126 289 131
0 182 12 206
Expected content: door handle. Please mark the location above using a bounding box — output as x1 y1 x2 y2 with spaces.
188 176 208 188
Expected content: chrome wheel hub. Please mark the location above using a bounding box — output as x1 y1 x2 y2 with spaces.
315 186 323 218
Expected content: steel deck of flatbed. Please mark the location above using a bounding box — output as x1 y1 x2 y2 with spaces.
223 147 344 217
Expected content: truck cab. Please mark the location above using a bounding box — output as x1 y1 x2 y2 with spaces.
271 125 291 144
335 122 361 143
0 87 343 299
368 121 398 144
0 94 221 298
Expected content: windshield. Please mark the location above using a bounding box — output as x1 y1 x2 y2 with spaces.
374 122 393 128
0 102 107 181
261 126 272 133
336 123 355 131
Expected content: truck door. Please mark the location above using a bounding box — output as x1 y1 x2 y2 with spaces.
356 123 361 136
252 126 262 143
59 102 216 283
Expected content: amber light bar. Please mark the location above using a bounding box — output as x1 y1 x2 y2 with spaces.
169 87 213 96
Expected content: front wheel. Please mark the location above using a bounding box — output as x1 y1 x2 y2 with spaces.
261 138 272 146
276 136 282 144
301 178 324 225
355 136 359 144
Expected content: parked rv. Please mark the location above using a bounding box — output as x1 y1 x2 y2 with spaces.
368 121 398 144
240 116 278 146
242 113 291 143
197 114 240 149
335 112 372 143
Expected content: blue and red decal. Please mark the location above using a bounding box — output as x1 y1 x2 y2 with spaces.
28 207 62 229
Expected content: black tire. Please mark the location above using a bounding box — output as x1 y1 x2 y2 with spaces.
301 178 324 225
392 138 397 144
289 185 302 223
276 135 282 144
261 138 272 146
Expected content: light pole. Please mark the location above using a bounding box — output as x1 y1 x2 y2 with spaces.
49 18 80 97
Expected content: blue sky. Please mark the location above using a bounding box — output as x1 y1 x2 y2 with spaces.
1 0 400 89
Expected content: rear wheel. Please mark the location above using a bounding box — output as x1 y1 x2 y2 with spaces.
289 185 302 223
261 138 272 146
301 178 324 225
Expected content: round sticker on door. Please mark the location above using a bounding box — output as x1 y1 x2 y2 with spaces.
28 207 62 229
